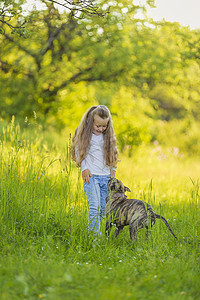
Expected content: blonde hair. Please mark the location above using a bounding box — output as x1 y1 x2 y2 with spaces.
72 105 118 168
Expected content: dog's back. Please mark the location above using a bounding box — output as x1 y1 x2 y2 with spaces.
106 194 156 228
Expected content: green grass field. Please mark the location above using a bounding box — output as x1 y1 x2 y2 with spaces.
0 123 200 300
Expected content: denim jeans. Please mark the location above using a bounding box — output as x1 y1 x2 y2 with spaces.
83 175 110 233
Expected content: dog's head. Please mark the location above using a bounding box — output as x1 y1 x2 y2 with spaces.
107 178 131 194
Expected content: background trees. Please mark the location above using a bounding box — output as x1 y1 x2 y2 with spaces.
0 0 200 154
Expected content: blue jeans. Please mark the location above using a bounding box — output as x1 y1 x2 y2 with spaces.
83 175 110 233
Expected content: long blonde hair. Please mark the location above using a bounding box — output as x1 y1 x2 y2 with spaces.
72 105 118 168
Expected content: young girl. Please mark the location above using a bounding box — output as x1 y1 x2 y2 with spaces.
72 105 118 233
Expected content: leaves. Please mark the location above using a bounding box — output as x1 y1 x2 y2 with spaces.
0 0 200 153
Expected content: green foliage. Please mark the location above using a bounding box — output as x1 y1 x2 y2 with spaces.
150 118 200 155
111 86 153 153
149 84 187 120
0 1 200 154
0 0 27 36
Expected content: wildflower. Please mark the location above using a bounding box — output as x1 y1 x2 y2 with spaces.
33 111 37 120
171 147 179 157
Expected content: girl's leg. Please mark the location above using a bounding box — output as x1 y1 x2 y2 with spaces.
99 176 110 220
83 177 101 232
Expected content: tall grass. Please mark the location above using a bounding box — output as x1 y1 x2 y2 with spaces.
0 121 200 300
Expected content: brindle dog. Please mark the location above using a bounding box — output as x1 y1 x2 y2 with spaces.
105 178 177 241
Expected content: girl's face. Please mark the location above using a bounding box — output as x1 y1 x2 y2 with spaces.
93 114 109 135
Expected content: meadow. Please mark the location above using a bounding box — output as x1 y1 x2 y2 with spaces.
0 122 200 300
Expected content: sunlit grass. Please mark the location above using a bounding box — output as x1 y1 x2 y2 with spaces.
118 145 200 204
0 122 200 299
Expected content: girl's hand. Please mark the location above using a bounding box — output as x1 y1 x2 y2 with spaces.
82 169 92 184
110 169 116 178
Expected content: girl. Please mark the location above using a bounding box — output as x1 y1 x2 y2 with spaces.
72 105 118 233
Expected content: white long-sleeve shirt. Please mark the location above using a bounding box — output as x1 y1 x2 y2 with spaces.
81 133 115 175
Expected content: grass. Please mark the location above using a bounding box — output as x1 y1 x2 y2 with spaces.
0 122 200 299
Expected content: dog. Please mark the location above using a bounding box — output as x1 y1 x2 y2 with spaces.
105 178 177 241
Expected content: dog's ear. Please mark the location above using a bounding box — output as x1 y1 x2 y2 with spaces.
124 186 131 192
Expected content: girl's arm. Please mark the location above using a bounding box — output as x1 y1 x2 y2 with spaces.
110 169 116 178
81 157 92 184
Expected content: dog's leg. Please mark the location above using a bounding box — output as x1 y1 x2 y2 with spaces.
129 227 138 241
105 222 112 236
129 218 144 242
145 214 156 240
145 227 151 240
114 226 123 238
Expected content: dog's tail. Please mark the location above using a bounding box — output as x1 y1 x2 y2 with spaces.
155 214 177 239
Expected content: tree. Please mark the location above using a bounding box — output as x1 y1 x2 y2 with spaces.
0 0 109 35
0 0 148 119
47 0 107 17
0 0 26 35
4 0 199 126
